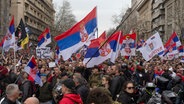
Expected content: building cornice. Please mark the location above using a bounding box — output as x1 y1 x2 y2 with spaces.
137 0 148 11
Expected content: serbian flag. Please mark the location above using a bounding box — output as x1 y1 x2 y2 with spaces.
54 7 97 60
178 45 184 56
120 32 136 56
55 46 60 64
180 56 184 63
3 16 15 51
136 39 145 49
159 32 181 57
37 28 51 47
83 31 121 68
0 37 6 47
139 32 164 61
24 56 43 86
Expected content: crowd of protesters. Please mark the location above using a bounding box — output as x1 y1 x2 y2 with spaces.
0 49 184 104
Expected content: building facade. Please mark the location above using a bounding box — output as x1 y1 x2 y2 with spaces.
119 0 140 35
10 0 55 45
137 0 152 39
152 0 165 41
119 0 184 42
0 0 11 41
165 0 184 41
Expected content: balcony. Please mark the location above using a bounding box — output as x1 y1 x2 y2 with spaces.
153 0 165 9
152 20 165 29
152 10 165 19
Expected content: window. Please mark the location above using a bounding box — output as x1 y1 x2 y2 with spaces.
30 7 33 11
30 19 33 24
25 3 29 10
37 12 40 17
24 16 28 23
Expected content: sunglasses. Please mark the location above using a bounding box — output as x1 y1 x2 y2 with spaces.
127 87 135 90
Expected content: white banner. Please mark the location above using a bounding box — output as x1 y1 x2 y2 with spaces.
36 47 51 59
139 32 164 61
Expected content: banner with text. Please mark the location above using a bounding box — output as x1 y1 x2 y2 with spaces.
36 47 51 59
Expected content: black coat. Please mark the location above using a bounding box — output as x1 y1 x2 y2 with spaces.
110 75 123 100
0 97 21 104
76 84 89 104
117 91 136 104
20 80 33 102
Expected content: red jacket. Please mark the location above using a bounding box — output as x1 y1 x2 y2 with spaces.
59 93 83 104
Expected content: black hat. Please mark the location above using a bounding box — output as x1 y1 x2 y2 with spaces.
60 71 68 78
62 78 75 90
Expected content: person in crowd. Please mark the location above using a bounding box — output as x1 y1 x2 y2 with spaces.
48 67 61 88
110 64 124 100
134 65 146 86
24 97 39 104
73 73 89 104
0 84 21 104
101 75 111 91
117 81 136 104
19 71 33 103
59 78 83 104
86 87 113 104
145 65 155 82
89 66 101 89
37 75 52 104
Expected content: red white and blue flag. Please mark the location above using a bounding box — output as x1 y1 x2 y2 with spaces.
37 28 51 47
83 31 121 68
0 36 6 47
120 32 136 56
24 56 43 86
139 32 165 61
178 45 184 56
3 17 15 51
136 39 145 49
54 7 97 60
180 56 184 63
55 46 60 64
159 32 181 57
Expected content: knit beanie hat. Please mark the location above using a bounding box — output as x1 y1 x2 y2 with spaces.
62 78 76 90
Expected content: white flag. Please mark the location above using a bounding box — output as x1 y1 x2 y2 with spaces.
139 32 164 61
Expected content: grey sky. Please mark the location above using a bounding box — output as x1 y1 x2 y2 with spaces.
53 0 131 35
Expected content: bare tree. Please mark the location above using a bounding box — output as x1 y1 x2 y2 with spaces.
50 0 76 47
51 0 76 37
112 8 126 27
107 28 116 37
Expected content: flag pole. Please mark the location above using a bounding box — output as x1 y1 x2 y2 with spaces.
85 16 125 65
86 27 121 64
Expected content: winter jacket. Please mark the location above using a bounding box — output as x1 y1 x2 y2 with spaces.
19 80 33 102
76 84 89 104
59 93 83 104
117 91 136 104
38 82 53 102
0 97 21 104
110 75 123 100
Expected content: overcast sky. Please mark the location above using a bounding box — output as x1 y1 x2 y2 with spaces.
53 0 131 35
